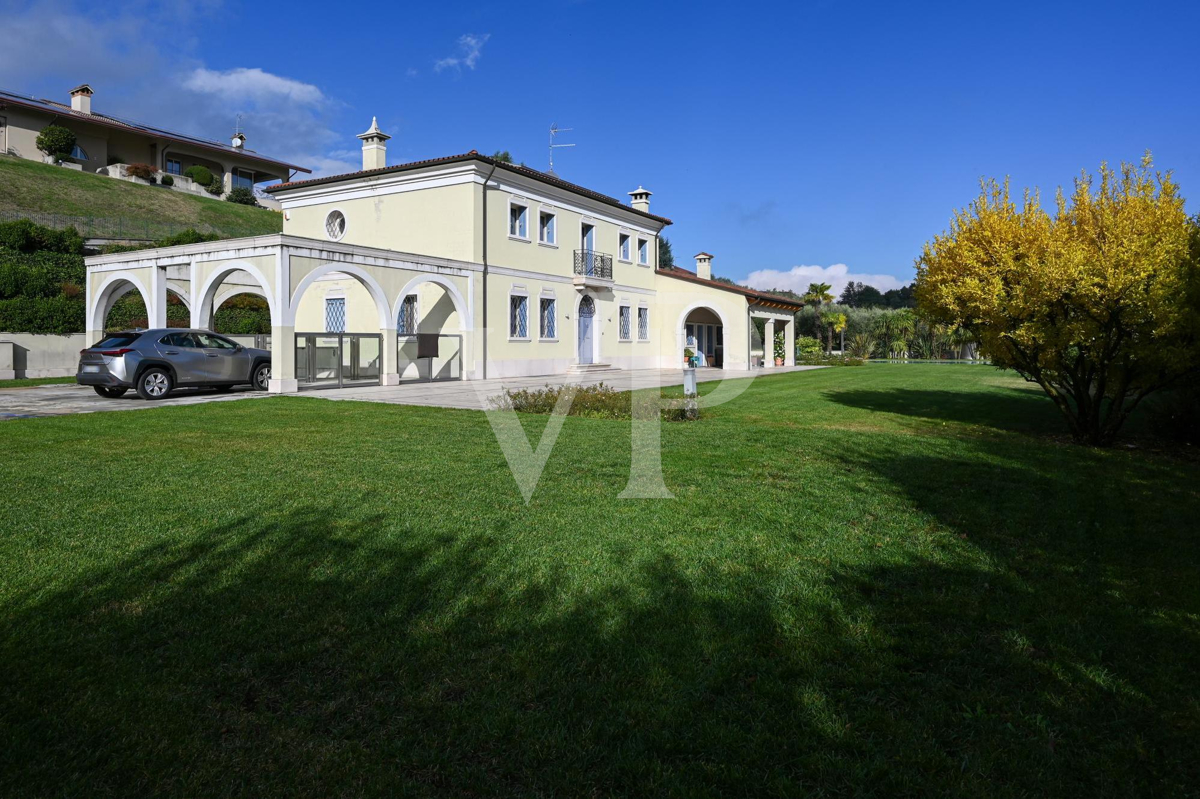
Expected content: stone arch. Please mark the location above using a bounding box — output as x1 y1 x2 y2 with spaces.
193 261 279 329
392 274 472 332
90 271 152 333
213 284 268 314
287 263 391 330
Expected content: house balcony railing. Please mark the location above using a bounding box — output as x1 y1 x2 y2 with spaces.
573 250 613 284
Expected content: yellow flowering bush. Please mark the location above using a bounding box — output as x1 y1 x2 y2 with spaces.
916 155 1200 445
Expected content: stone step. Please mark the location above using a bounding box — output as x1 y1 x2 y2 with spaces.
565 363 620 375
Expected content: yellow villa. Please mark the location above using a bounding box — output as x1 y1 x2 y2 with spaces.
83 119 802 391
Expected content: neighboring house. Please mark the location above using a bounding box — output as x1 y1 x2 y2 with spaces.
83 118 802 392
0 84 308 193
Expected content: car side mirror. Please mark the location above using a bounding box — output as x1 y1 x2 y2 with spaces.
234 344 244 352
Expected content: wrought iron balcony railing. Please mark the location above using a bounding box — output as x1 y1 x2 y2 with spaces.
573 249 613 280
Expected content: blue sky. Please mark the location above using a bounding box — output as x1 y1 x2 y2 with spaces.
3 0 1198 294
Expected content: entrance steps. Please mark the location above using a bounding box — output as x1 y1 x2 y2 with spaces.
566 363 620 376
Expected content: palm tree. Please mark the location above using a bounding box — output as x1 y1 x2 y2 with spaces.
802 282 834 306
820 309 847 354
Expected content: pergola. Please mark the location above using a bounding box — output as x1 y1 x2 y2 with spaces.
84 234 476 392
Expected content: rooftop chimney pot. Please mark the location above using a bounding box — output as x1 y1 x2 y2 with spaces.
357 116 391 170
628 185 652 213
69 84 93 115
231 132 246 149
694 252 714 280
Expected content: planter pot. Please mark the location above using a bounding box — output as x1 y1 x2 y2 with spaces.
774 357 784 366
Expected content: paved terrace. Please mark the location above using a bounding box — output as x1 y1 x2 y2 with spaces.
0 367 823 418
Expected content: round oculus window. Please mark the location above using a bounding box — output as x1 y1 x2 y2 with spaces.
325 210 346 241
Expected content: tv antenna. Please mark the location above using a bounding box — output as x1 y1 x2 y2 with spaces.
548 123 574 174
234 113 244 136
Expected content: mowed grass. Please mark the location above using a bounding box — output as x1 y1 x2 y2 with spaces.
0 155 282 237
0 376 74 388
1 365 1197 797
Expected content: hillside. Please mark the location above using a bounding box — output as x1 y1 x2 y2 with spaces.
0 156 282 239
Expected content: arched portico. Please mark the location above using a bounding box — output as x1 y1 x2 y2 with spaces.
677 302 731 368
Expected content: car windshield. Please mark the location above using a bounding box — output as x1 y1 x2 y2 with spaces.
92 334 141 349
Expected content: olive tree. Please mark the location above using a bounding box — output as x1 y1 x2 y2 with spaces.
916 155 1200 445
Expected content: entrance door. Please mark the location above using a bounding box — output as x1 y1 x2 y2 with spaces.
578 295 595 364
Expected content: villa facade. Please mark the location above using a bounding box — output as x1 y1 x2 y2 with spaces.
83 121 801 392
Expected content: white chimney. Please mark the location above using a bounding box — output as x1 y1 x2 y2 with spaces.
357 116 391 170
69 84 93 114
628 185 652 213
231 132 246 149
694 252 714 280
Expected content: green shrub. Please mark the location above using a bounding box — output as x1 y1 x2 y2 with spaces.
35 125 76 159
160 174 174 187
205 179 224 196
796 336 822 358
0 221 84 255
183 165 214 186
225 187 257 206
491 383 700 421
0 295 85 334
125 162 157 181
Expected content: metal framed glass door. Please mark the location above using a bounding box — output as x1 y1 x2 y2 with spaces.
296 333 382 389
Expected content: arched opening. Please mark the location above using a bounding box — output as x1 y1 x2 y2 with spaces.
681 306 725 368
94 276 188 333
394 276 469 382
575 293 599 366
211 292 271 335
290 267 390 388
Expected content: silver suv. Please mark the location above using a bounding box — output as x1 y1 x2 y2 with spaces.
77 329 271 400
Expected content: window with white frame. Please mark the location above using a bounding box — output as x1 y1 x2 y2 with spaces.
638 306 649 340
325 297 346 333
509 201 529 239
539 297 556 339
325 210 346 241
618 233 631 262
637 237 649 265
509 293 529 338
398 294 417 335
619 305 632 341
538 210 556 245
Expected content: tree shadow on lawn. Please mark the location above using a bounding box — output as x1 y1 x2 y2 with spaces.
822 385 1064 434
3 469 1198 796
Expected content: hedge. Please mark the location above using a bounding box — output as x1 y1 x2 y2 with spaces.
0 296 85 335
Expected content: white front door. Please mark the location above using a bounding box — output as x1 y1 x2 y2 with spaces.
578 295 595 364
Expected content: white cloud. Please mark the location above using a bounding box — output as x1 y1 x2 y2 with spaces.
743 264 904 298
434 33 491 73
182 67 324 105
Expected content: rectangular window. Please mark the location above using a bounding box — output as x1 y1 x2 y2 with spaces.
325 297 346 333
619 305 631 341
233 168 254 190
538 210 556 245
619 233 631 262
166 158 182 175
509 202 529 239
398 294 417 335
637 237 649 265
539 297 556 339
638 307 649 340
510 294 528 338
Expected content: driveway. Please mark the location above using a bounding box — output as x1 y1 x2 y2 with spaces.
0 383 266 419
0 366 823 418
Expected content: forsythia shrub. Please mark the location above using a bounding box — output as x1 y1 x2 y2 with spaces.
916 154 1200 445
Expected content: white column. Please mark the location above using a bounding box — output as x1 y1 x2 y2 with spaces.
148 265 168 328
269 249 298 393
381 327 399 385
784 318 795 366
763 318 775 368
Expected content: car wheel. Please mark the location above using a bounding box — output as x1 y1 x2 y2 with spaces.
252 363 271 391
93 386 128 398
136 368 173 400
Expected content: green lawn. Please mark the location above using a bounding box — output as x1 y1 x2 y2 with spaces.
0 155 282 238
1 365 1197 796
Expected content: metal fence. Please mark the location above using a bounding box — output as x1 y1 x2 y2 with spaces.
0 209 225 242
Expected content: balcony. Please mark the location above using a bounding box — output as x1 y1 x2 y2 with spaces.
573 249 614 289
